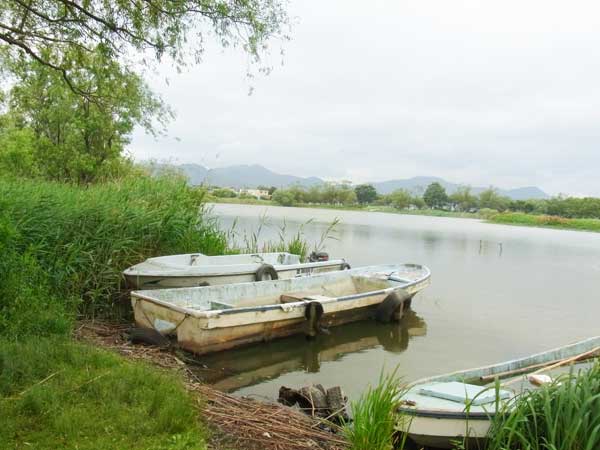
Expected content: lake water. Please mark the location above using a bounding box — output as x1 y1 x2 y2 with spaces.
196 203 600 401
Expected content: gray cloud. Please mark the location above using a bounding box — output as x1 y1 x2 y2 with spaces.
131 0 600 196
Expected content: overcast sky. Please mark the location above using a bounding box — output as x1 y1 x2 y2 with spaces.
130 0 600 196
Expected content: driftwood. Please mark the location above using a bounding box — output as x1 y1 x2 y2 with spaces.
193 384 348 450
279 384 349 423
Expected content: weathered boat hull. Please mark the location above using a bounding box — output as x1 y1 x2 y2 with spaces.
124 252 349 289
399 414 490 449
125 262 347 289
397 336 600 449
131 264 431 355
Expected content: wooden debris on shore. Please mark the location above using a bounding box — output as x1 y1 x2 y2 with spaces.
278 384 349 423
192 384 348 450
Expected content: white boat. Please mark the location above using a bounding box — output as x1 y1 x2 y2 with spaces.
130 264 431 355
397 336 600 449
123 252 350 289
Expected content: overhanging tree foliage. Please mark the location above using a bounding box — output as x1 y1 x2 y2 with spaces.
1 47 169 182
0 0 289 97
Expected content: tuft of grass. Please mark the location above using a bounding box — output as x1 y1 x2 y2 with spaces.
225 213 339 262
343 369 408 450
0 337 207 450
487 361 600 450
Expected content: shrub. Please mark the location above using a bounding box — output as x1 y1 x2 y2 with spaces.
211 188 237 198
272 189 296 206
478 208 499 219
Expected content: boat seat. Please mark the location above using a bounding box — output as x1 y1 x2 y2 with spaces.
280 293 334 304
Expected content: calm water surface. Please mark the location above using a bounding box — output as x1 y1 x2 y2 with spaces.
196 203 600 401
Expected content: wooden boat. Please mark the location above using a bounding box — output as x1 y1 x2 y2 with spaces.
130 264 431 355
397 336 600 449
123 252 350 289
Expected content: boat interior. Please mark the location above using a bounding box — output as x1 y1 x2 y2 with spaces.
137 272 395 312
402 358 598 415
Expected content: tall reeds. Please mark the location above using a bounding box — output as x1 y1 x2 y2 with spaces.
225 214 340 262
0 174 228 324
487 361 600 450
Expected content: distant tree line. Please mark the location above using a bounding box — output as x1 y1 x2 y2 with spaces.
258 181 600 220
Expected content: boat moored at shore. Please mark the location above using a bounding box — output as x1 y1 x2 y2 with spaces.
123 252 350 289
131 264 431 355
397 336 600 449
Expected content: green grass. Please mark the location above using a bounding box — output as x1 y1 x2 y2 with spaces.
490 212 600 232
0 337 206 450
0 175 228 319
487 361 600 450
343 369 408 450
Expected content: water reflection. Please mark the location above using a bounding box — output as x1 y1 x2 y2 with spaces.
195 310 426 393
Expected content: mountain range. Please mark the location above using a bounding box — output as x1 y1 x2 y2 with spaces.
169 163 548 200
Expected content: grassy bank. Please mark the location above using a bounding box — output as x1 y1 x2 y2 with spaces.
0 338 206 450
0 175 228 449
489 212 600 232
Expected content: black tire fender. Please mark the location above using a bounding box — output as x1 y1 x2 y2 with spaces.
341 262 351 270
305 301 327 338
255 263 278 281
375 290 410 323
128 327 170 348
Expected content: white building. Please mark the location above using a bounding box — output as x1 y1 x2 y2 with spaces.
239 188 270 199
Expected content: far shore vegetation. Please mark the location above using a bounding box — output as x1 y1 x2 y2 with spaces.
207 183 600 233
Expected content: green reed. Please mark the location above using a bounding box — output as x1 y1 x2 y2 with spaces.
0 174 228 321
343 368 409 450
225 213 340 262
487 361 600 450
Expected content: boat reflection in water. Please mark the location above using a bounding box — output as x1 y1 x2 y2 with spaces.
194 310 427 393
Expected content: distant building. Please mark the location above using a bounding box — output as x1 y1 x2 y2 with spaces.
239 188 270 199
325 179 353 187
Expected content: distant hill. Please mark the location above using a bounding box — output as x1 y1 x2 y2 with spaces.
168 163 549 200
176 163 324 189
372 176 549 200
